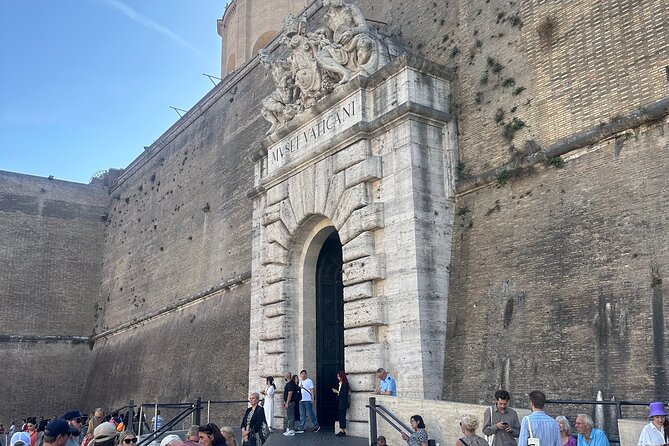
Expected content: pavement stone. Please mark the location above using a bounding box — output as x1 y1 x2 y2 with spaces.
265 428 368 446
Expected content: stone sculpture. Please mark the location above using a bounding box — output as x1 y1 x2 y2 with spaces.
259 0 398 135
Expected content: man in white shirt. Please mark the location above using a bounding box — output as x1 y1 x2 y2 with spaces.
297 370 320 433
638 402 666 446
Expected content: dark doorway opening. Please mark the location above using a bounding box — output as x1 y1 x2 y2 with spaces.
315 231 344 428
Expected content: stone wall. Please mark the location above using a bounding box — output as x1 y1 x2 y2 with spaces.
81 50 273 415
445 116 669 404
0 170 107 423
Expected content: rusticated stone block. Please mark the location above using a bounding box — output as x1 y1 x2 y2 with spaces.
262 338 287 354
342 255 385 286
344 298 385 328
261 202 282 227
323 171 346 220
264 221 293 249
343 281 374 302
257 352 288 378
346 373 376 392
339 203 384 245
280 199 299 234
344 344 383 373
263 301 287 318
334 139 371 173
342 231 374 263
266 182 288 206
345 156 383 189
260 242 288 266
264 263 287 284
287 165 315 223
344 326 377 345
260 282 287 306
259 316 285 341
332 183 369 229
313 157 334 216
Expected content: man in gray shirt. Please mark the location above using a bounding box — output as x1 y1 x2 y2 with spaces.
483 390 521 446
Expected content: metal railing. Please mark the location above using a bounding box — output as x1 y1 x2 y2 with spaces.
367 397 437 446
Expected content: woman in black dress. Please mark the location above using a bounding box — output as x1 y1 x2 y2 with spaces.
332 370 350 436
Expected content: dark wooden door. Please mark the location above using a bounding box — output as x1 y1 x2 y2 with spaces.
315 232 344 428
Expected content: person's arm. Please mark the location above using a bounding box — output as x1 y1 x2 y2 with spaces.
511 410 521 438
340 383 350 399
285 391 293 407
311 382 316 400
482 407 494 436
385 378 396 396
251 408 265 433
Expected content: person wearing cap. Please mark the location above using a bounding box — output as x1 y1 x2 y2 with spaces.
638 402 667 446
62 411 83 446
11 432 32 446
159 435 181 446
92 422 117 446
44 420 75 446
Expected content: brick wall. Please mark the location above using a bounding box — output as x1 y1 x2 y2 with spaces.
0 170 107 423
445 117 669 404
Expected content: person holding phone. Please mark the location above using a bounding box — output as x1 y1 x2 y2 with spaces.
482 390 520 446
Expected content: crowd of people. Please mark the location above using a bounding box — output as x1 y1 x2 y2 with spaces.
3 377 667 446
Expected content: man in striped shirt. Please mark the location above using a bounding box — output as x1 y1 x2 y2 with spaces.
518 391 561 446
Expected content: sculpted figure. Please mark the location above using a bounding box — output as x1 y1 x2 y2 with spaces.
259 49 298 135
317 0 390 83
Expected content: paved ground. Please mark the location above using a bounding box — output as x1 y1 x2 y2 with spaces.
265 428 368 446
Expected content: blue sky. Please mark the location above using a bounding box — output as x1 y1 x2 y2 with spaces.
0 0 227 184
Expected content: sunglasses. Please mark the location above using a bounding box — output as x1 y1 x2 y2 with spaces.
75 418 83 424
123 439 138 444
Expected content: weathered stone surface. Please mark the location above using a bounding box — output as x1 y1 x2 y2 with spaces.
344 298 385 328
260 282 287 306
334 139 372 173
260 242 288 266
323 171 346 220
339 203 384 245
344 344 383 373
343 281 374 302
263 301 287 318
287 165 315 223
331 183 369 229
344 326 377 345
261 202 282 227
342 255 385 286
266 182 288 206
313 157 334 216
264 221 293 249
262 338 287 354
259 316 285 340
342 231 375 263
344 156 383 189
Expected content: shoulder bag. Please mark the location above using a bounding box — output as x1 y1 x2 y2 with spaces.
485 406 496 446
527 418 540 446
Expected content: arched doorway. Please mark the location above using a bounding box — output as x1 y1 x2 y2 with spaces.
315 231 344 428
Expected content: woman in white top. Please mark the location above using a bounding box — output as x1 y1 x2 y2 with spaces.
638 402 666 446
260 376 276 430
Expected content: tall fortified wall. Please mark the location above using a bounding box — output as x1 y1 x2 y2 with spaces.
0 171 107 423
75 0 669 419
79 55 274 420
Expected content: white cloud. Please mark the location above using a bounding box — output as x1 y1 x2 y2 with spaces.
98 0 209 62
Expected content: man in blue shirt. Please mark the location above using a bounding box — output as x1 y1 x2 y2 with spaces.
575 414 610 446
375 368 397 396
518 390 561 446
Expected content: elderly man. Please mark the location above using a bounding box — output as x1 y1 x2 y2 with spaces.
518 390 560 446
482 390 521 446
375 368 397 396
574 414 609 446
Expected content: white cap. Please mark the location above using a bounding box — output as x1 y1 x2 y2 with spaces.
160 435 182 446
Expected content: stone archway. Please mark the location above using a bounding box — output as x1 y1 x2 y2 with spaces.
247 56 456 435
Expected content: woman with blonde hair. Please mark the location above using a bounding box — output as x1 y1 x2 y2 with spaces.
555 416 576 446
220 427 237 446
457 415 489 446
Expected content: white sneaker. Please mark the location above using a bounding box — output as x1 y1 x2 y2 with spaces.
283 430 295 436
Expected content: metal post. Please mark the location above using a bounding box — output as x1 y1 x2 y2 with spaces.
138 406 143 437
154 403 158 432
194 398 202 426
128 400 135 432
207 400 211 424
369 397 378 446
